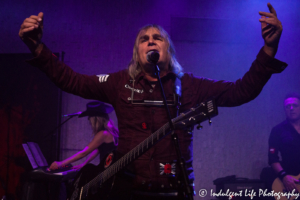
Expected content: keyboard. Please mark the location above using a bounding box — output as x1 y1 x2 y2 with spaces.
45 164 73 173
29 164 78 182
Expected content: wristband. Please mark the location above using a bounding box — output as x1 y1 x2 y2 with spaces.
278 170 287 180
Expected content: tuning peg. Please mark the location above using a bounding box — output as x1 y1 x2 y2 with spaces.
196 124 203 130
189 117 195 121
208 117 212 125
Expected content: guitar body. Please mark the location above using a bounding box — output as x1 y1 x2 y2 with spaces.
68 152 117 200
272 174 300 200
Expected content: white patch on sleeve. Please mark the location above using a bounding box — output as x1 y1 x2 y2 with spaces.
96 74 110 83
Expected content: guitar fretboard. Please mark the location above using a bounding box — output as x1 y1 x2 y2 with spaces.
85 119 173 193
81 99 217 196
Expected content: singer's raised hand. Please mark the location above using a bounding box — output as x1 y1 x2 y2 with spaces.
19 12 44 56
259 3 282 57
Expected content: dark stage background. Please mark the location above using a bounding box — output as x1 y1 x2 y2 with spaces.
0 54 61 199
1 0 300 199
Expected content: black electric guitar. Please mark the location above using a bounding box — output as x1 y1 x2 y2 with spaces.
69 99 218 200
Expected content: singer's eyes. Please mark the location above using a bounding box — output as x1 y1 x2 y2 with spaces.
153 34 163 41
139 36 149 43
139 35 163 43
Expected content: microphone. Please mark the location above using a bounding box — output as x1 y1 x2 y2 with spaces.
62 112 82 117
146 50 160 64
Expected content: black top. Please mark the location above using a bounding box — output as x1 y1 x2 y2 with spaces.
98 142 116 161
268 120 300 175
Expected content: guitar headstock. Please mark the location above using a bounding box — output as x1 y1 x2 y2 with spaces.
174 99 218 129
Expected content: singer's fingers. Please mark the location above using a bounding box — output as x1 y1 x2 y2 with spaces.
259 17 277 25
28 14 42 22
20 18 41 30
19 24 38 38
24 17 40 24
21 19 39 28
267 3 277 16
259 14 282 32
21 21 39 29
37 12 44 19
37 12 44 26
258 11 275 18
258 3 278 18
259 15 267 29
19 27 36 36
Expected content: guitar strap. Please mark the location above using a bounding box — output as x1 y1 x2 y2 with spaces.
124 72 185 188
174 72 183 117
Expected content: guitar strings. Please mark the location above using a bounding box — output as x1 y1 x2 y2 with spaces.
80 105 203 196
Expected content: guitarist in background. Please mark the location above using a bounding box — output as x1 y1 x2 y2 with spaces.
48 101 119 171
269 93 300 192
19 3 287 200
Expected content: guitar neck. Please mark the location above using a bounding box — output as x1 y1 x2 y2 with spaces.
85 121 172 191
82 99 218 192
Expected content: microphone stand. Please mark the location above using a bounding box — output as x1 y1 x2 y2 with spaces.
42 115 78 142
153 64 194 200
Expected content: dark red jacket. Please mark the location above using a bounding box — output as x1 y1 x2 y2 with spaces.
28 45 287 190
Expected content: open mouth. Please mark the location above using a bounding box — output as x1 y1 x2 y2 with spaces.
146 49 158 54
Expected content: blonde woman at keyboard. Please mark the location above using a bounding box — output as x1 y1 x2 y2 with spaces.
48 101 118 171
